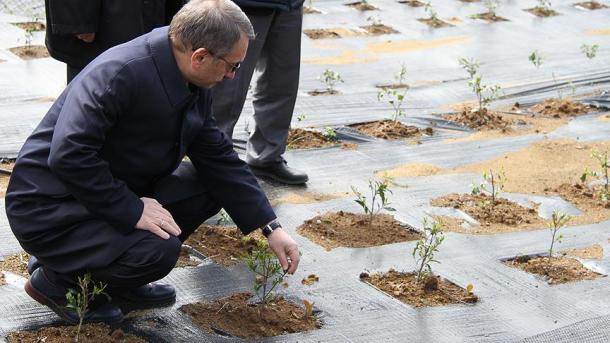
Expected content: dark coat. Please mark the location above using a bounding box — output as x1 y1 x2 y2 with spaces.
231 0 304 11
44 0 184 68
5 27 275 272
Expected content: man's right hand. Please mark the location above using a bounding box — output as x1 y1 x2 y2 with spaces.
135 197 181 239
75 33 95 43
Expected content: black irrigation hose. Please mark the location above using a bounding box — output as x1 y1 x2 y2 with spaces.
499 72 610 100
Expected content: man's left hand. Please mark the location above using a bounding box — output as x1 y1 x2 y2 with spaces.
267 228 300 274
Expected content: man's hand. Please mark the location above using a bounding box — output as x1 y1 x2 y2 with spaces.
135 197 181 239
76 33 95 43
267 228 300 274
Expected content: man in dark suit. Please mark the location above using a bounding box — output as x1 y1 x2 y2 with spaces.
212 0 308 185
44 0 185 82
6 0 300 324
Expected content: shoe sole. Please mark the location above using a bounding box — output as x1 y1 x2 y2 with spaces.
25 278 123 324
250 169 309 185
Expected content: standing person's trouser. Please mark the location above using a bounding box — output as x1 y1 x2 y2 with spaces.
211 7 303 167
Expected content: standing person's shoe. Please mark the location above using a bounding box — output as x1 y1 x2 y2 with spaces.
27 255 41 275
248 161 308 185
25 267 123 324
111 283 176 311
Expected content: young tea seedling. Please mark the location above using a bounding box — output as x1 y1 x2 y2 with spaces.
529 50 543 69
581 150 609 201
366 16 382 26
471 169 506 207
319 69 344 94
547 210 572 260
377 88 407 123
458 57 502 113
413 218 445 283
536 0 553 13
424 1 439 21
244 239 287 307
395 63 408 87
351 178 395 228
483 0 499 16
322 126 338 141
65 272 108 342
581 44 599 60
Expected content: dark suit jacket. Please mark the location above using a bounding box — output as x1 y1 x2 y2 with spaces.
6 27 275 262
45 0 184 68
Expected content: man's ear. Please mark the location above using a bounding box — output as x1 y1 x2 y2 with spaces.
192 47 209 66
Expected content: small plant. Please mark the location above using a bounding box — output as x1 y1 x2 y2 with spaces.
529 50 543 69
471 169 506 206
377 88 407 122
458 57 502 113
366 16 382 26
536 0 553 12
424 1 439 21
413 218 445 283
351 178 395 228
244 239 287 306
322 126 338 141
581 150 609 201
483 0 499 15
581 44 599 60
65 272 108 342
296 113 306 122
395 63 408 87
319 69 343 93
547 210 572 260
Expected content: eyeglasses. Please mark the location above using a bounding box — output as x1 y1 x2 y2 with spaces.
213 54 241 73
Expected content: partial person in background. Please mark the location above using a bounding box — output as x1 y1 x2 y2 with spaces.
44 0 185 82
212 0 308 185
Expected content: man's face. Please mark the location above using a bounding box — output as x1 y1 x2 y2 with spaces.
188 33 249 89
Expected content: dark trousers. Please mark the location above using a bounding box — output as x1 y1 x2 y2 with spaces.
67 65 81 83
44 162 220 290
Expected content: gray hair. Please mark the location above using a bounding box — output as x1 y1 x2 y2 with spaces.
169 0 255 57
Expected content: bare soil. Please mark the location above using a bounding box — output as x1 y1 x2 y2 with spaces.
444 107 512 131
360 24 399 36
0 251 30 279
471 12 509 22
561 244 604 260
399 0 425 7
12 22 46 31
303 29 341 39
346 1 377 11
303 6 321 14
431 193 545 234
525 7 560 17
297 212 422 250
375 83 409 90
269 191 348 207
7 323 146 343
505 255 603 284
551 183 610 211
574 1 608 10
529 98 592 118
175 246 200 268
9 45 49 60
0 160 14 197
350 119 433 140
183 225 264 266
308 89 339 96
418 18 453 28
302 274 320 286
180 292 321 339
360 270 478 307
287 128 338 149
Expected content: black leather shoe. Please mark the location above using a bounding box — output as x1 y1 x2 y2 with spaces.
112 283 176 311
25 267 123 324
249 161 308 185
27 255 41 275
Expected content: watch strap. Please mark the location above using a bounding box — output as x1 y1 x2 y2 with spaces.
261 220 281 237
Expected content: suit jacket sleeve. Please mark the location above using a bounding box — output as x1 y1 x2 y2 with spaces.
48 64 144 234
186 92 276 234
46 0 102 34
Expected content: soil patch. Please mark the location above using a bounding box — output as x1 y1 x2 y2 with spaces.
505 256 603 284
7 323 145 343
361 24 398 36
12 21 46 31
9 45 49 60
525 7 560 17
303 28 341 39
375 83 409 90
180 292 321 339
418 18 453 28
399 0 425 7
599 114 610 122
575 1 608 10
350 119 433 140
0 175 9 197
431 193 545 234
308 89 339 96
376 163 442 178
471 12 509 22
0 273 4 285
346 1 377 11
175 246 200 268
341 142 359 150
287 128 338 149
529 98 592 118
360 270 478 307
0 251 30 278
183 225 264 266
303 6 321 14
302 274 319 286
444 108 512 130
297 211 422 250
270 191 347 207
561 244 604 260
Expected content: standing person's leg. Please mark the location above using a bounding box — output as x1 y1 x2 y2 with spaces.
245 8 308 185
211 8 273 141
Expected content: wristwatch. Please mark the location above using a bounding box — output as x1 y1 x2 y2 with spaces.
261 220 282 237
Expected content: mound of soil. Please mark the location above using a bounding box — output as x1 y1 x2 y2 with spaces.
9 46 49 60
12 22 46 31
574 1 608 10
525 7 559 17
361 24 398 35
180 292 321 339
7 323 145 343
471 12 509 22
551 183 610 209
183 225 263 266
376 83 409 90
360 270 478 307
0 251 30 279
505 255 602 284
444 108 512 130
308 89 339 96
346 1 377 11
287 128 338 149
530 98 592 118
399 0 425 7
350 119 433 140
303 28 341 39
418 18 452 28
175 246 200 268
297 211 422 250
